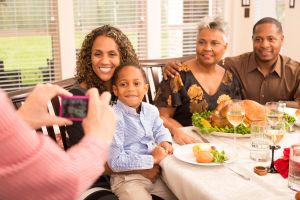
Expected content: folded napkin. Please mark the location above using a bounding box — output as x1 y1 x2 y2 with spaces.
274 148 290 178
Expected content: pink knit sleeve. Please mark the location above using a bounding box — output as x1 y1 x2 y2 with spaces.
0 90 109 200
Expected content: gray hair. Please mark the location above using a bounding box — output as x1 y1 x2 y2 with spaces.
198 16 228 42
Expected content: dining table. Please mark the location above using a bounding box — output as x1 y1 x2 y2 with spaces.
160 124 299 200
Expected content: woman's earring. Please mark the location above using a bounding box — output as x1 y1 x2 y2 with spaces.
222 58 225 66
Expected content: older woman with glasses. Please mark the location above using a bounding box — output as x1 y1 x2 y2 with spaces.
154 16 243 145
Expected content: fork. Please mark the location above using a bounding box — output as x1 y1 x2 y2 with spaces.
192 129 210 143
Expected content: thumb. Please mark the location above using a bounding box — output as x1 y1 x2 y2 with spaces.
99 91 112 104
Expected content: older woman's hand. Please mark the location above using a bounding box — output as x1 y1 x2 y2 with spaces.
172 128 198 145
163 60 181 80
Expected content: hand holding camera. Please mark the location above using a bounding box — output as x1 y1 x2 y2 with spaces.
59 95 89 121
60 89 116 143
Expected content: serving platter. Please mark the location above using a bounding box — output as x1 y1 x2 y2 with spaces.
193 126 251 138
211 131 251 138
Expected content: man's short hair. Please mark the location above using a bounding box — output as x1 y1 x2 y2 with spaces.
252 17 283 35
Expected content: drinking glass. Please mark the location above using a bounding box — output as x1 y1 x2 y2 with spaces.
227 100 245 160
288 144 300 191
265 101 285 173
250 122 269 162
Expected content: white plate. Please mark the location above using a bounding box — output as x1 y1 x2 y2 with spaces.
284 107 300 126
173 143 232 166
284 107 297 116
193 126 251 138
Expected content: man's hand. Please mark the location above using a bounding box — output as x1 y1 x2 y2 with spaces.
163 60 181 80
17 83 73 129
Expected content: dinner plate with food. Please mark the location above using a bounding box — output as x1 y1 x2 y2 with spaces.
173 143 232 166
192 96 296 136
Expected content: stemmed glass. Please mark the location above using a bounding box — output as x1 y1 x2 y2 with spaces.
226 100 245 160
265 101 285 173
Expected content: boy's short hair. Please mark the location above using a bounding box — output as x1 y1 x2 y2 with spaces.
112 63 148 85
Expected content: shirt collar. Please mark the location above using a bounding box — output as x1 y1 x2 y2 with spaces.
272 56 282 77
247 53 282 77
116 100 143 116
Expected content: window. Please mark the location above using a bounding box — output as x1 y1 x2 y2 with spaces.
73 0 147 59
161 0 225 58
0 0 60 91
73 0 224 59
0 0 224 91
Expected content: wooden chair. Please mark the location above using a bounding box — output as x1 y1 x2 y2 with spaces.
140 54 194 104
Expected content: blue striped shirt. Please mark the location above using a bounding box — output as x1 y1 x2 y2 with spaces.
108 100 172 172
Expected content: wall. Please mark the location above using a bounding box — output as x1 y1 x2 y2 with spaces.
224 1 254 57
281 2 300 61
226 0 300 62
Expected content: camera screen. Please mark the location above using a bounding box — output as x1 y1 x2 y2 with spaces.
60 96 88 121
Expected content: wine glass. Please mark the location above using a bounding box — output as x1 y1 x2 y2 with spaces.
226 100 245 160
265 101 285 173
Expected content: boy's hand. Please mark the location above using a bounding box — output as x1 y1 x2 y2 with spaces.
152 146 168 164
159 141 173 154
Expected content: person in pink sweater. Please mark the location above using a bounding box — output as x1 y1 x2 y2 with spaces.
0 83 116 200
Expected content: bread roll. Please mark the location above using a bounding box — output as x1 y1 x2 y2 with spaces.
295 109 300 118
196 151 214 163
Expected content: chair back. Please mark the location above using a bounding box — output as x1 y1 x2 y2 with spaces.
8 77 76 150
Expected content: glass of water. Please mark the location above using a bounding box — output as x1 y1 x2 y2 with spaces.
288 144 300 191
250 122 269 162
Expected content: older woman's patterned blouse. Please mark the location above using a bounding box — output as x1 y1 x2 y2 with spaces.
154 65 242 126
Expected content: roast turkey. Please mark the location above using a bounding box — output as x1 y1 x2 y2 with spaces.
210 99 266 128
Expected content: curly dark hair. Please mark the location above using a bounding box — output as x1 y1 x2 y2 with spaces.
75 25 139 93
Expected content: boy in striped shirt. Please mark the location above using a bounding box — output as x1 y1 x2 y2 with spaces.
108 63 177 200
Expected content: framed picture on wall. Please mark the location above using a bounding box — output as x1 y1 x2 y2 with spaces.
289 0 295 8
241 0 250 7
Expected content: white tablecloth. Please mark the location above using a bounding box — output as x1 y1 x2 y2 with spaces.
160 126 299 200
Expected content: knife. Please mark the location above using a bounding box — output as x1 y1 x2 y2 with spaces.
222 163 251 181
192 129 210 143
